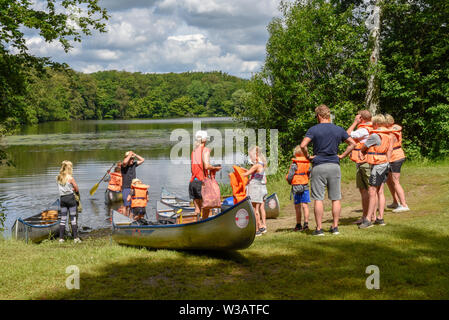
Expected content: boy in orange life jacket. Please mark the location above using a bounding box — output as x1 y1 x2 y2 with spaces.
385 114 409 213
286 146 311 231
346 110 373 224
359 114 394 229
126 178 149 221
106 162 122 192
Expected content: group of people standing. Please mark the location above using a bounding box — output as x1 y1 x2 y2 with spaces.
287 104 409 236
55 104 409 242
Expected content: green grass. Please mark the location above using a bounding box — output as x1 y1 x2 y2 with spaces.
1 160 449 299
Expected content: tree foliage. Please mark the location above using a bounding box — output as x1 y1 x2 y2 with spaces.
238 0 449 161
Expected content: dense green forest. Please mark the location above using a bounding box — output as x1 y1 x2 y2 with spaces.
238 0 449 161
21 69 247 124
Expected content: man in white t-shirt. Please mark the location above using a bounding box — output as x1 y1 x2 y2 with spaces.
346 110 373 224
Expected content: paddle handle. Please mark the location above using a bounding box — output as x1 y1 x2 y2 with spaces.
97 163 116 185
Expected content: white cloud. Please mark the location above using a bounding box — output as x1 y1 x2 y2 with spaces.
23 0 285 78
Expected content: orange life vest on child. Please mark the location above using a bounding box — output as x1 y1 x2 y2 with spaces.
190 146 209 182
131 183 149 208
389 124 406 162
286 157 310 185
229 166 248 205
107 172 122 192
366 128 391 165
350 122 373 163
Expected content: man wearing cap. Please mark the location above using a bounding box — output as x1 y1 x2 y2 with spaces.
121 151 145 216
190 130 221 219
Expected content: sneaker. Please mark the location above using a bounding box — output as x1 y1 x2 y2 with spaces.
74 238 82 244
374 218 386 226
387 203 399 209
293 224 303 232
392 205 410 213
259 227 267 234
312 229 324 236
59 238 65 243
358 218 374 229
255 230 262 237
303 222 309 231
329 226 340 235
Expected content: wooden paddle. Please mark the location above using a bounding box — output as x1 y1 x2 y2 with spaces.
89 163 116 196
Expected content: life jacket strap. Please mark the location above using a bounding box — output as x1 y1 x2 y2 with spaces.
132 197 146 200
294 173 306 176
367 152 386 155
393 146 401 150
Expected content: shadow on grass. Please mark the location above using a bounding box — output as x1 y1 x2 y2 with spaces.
36 223 449 300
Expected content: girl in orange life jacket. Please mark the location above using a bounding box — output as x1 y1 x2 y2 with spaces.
241 146 268 237
105 162 122 201
358 115 394 229
126 178 149 221
385 114 410 213
285 146 311 232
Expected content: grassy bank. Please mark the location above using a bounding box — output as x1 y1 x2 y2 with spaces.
1 161 449 299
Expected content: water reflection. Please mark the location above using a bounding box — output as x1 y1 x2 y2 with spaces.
0 118 243 237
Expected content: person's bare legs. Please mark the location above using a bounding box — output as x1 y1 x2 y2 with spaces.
193 199 204 221
314 200 324 230
386 173 400 206
253 203 261 230
390 172 407 207
259 202 267 229
202 208 211 219
295 204 302 225
360 188 369 218
367 186 377 222
376 184 386 220
331 200 341 228
301 203 309 224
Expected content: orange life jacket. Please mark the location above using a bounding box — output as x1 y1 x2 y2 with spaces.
286 157 310 185
366 128 391 165
350 122 373 163
107 172 122 192
131 183 149 208
229 166 248 205
389 124 406 162
190 146 209 182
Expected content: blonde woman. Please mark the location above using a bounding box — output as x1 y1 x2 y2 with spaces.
242 146 268 236
56 160 81 243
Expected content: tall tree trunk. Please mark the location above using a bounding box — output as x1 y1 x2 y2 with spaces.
365 0 381 115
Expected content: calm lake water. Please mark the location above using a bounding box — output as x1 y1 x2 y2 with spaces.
0 118 244 237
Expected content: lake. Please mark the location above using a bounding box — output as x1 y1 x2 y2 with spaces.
0 117 244 237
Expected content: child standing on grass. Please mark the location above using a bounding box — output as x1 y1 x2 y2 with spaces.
242 146 268 237
286 146 311 231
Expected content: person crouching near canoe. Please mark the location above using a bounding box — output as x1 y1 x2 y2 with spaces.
122 151 145 217
385 114 410 213
126 178 149 221
105 162 122 202
358 115 394 229
286 145 311 232
56 160 81 243
189 130 221 220
242 146 268 237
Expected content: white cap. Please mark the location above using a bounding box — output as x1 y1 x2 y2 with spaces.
195 130 208 141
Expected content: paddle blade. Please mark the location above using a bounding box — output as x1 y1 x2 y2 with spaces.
176 209 183 214
89 183 99 196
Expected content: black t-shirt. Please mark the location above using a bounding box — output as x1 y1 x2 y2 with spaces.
121 162 139 188
305 123 349 166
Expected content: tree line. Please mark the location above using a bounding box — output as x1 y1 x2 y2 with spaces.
16 69 247 126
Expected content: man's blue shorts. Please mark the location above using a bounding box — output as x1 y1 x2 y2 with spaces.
122 188 131 207
294 189 311 205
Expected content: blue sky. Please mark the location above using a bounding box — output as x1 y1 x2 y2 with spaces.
25 0 284 78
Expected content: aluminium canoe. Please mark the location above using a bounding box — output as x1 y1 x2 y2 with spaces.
264 193 280 219
112 197 256 250
12 199 60 243
105 189 123 205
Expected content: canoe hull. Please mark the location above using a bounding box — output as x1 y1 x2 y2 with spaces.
112 197 256 250
105 189 123 205
264 193 280 219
